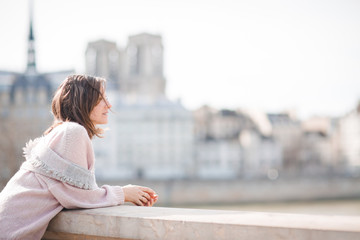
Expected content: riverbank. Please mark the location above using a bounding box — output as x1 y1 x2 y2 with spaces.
98 176 360 206
176 199 360 216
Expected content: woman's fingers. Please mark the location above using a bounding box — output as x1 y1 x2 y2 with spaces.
140 187 156 196
142 192 151 201
140 196 148 204
123 185 158 207
139 187 158 203
135 198 144 206
140 192 157 207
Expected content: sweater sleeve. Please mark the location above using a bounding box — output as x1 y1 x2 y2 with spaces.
46 178 125 209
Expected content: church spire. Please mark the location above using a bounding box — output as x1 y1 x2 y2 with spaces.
26 0 36 74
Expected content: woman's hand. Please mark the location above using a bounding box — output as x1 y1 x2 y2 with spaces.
122 184 158 206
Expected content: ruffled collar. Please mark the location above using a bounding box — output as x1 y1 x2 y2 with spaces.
22 136 97 190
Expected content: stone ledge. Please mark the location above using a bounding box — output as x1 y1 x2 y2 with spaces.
43 205 360 240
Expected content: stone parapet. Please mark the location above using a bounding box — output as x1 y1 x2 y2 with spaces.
43 205 360 240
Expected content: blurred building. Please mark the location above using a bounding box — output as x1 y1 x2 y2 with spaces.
194 106 283 179
87 34 194 180
0 3 73 186
85 39 121 89
121 33 166 102
194 106 244 179
339 102 360 171
300 116 342 174
267 112 302 169
86 33 166 103
84 35 357 181
94 100 194 180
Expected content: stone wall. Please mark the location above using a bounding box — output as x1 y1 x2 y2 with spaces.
43 205 360 240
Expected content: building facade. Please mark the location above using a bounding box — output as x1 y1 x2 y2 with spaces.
87 34 194 180
85 34 357 181
94 99 194 180
194 106 283 179
0 4 73 187
85 39 121 89
339 102 360 171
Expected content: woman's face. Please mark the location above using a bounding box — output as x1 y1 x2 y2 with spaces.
90 91 112 125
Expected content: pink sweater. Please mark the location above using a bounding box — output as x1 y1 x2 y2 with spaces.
0 122 125 240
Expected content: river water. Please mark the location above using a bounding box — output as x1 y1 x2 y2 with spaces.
175 199 360 216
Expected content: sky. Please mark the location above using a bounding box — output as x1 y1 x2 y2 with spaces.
0 0 359 119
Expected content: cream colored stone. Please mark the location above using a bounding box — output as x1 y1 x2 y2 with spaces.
45 206 360 240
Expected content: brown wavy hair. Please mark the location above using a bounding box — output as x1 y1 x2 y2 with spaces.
44 74 107 139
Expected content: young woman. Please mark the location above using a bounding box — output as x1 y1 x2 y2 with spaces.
0 75 158 239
